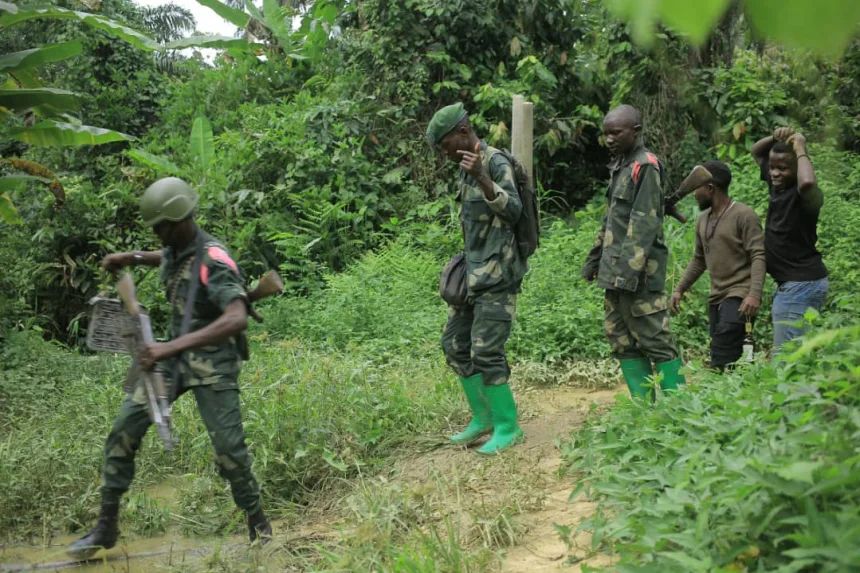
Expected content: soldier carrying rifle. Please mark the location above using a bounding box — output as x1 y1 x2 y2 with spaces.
68 178 274 559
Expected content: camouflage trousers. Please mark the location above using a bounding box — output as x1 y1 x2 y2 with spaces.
100 376 261 514
604 290 678 363
441 292 516 386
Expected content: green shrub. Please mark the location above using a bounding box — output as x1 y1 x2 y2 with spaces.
560 311 860 572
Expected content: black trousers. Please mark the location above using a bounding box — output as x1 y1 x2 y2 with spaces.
708 297 753 370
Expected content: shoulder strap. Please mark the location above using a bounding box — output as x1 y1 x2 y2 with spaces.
169 229 206 402
180 229 206 338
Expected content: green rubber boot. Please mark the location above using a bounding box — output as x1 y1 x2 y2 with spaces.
450 373 493 445
619 357 653 400
477 383 524 455
655 357 686 393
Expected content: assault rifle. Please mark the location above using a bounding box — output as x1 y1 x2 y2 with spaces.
116 273 174 450
115 269 284 452
664 165 713 224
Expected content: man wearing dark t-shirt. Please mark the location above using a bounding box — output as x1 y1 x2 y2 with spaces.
751 128 828 353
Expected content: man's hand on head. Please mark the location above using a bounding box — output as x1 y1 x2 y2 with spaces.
787 133 808 155
773 127 795 142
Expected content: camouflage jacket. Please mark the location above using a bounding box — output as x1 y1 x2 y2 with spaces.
458 141 528 297
584 143 669 293
159 229 248 386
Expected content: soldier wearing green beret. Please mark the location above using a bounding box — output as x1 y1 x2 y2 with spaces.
67 178 271 560
581 105 685 400
427 103 527 455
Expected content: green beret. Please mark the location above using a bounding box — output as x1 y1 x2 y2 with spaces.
426 102 467 146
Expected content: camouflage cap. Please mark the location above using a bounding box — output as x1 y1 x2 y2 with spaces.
426 102 467 146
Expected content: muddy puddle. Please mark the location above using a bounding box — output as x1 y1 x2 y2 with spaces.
0 479 249 573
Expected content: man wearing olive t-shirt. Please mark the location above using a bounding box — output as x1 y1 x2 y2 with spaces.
670 161 766 370
751 128 828 353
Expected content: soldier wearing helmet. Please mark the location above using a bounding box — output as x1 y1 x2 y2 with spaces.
67 178 272 560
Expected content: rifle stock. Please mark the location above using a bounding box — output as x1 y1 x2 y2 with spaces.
665 165 713 224
116 274 141 316
246 270 284 323
116 272 174 451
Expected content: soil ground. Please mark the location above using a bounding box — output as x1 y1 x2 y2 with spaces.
0 383 624 573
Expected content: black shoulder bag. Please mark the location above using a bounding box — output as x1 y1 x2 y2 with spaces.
439 252 469 307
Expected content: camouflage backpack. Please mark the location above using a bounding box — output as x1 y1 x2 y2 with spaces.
490 148 540 259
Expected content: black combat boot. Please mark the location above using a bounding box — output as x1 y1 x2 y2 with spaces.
247 507 272 544
66 501 120 560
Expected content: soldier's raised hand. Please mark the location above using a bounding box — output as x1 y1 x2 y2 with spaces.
457 141 486 181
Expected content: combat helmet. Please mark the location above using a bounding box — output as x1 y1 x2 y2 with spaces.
140 177 198 226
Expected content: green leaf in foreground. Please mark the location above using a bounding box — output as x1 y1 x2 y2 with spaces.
775 461 824 485
660 0 732 45
745 0 860 57
190 116 214 176
9 120 135 146
127 149 184 176
0 192 21 224
0 88 81 112
0 41 84 73
163 35 255 50
0 175 50 225
0 3 158 52
604 0 860 56
195 0 250 29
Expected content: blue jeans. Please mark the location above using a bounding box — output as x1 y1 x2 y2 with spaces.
772 277 829 353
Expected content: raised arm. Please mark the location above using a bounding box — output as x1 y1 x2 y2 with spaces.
751 127 795 166
787 133 823 211
102 250 163 273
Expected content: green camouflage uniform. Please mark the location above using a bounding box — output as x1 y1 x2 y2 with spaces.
441 142 527 386
101 230 261 514
583 143 678 364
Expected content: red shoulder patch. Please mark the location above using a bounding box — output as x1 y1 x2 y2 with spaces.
632 161 641 184
646 152 659 168
201 246 238 285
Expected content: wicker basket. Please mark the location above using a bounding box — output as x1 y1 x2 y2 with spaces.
86 296 143 354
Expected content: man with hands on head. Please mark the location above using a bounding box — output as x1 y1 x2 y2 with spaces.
751 127 828 353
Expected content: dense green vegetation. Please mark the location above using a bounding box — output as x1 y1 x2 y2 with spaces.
562 315 860 572
2 0 859 570
3 0 860 342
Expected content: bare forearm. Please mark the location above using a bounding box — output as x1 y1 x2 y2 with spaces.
130 251 163 267
795 151 817 193
168 302 248 355
751 136 775 163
